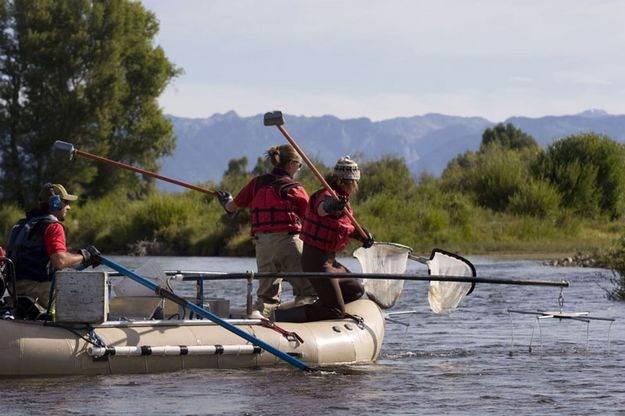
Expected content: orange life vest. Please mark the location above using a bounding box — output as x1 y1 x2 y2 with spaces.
250 173 303 235
300 189 354 252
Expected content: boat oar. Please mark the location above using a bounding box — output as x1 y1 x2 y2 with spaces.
175 271 570 288
263 111 369 240
52 140 217 196
98 256 313 372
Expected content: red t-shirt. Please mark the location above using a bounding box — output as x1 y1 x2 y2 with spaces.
43 222 67 255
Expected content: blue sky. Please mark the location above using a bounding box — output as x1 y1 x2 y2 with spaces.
141 0 625 122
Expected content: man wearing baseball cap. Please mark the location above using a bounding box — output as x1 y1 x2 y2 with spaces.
5 183 100 318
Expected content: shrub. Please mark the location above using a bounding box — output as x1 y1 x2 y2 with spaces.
538 133 625 218
357 156 417 202
507 180 561 218
467 144 529 211
598 236 625 300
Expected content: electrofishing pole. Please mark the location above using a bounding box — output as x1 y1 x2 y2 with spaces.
52 140 217 196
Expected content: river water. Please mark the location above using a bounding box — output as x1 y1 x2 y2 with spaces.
2 255 624 416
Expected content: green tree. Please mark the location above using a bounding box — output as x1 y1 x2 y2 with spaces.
251 156 272 176
0 0 179 207
441 124 543 213
440 150 478 192
224 156 249 177
442 144 541 213
481 122 539 152
468 143 530 211
538 133 625 218
357 156 417 202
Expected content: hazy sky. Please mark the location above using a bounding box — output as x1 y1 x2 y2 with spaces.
140 0 625 122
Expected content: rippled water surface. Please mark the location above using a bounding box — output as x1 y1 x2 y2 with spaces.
2 256 624 416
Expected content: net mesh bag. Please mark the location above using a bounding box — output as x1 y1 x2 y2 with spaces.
427 248 475 313
353 243 411 309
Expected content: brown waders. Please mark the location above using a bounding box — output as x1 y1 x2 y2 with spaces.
275 243 364 322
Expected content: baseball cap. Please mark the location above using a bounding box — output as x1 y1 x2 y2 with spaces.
39 183 78 203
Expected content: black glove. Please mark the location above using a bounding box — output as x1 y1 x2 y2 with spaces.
362 230 375 249
216 190 233 210
353 227 374 249
323 195 347 213
80 245 101 268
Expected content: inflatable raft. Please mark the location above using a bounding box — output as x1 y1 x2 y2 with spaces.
0 298 384 376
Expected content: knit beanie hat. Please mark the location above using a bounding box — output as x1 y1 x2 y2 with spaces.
334 156 360 180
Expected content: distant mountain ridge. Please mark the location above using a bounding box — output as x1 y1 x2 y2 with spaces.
158 110 625 191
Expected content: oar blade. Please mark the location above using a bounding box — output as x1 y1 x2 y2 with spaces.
427 248 475 313
354 242 411 309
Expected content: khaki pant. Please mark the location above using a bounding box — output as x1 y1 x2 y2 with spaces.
14 280 54 311
253 232 317 317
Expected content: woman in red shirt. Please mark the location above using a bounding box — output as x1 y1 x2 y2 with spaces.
275 156 374 322
217 145 316 318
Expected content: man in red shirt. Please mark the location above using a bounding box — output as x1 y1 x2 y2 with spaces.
6 183 99 315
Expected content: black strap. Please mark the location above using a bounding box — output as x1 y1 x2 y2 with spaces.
254 174 301 199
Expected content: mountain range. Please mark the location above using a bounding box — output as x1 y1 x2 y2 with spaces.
158 109 625 191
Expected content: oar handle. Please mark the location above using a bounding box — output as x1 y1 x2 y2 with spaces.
276 125 368 240
74 148 216 196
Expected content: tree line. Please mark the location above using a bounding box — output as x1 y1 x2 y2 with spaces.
2 124 624 259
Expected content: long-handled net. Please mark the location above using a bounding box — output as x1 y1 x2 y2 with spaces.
426 248 475 313
353 243 411 309
353 245 477 312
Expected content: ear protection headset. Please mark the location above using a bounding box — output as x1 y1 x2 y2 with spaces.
44 183 63 211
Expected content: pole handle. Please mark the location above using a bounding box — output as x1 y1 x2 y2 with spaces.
276 125 368 240
74 149 216 196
